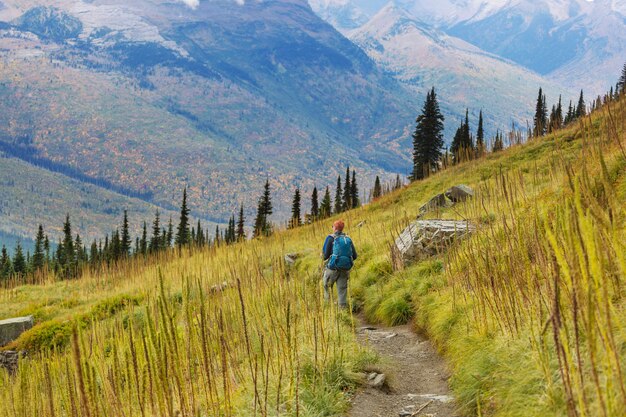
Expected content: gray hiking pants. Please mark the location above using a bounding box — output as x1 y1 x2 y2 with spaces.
323 268 350 308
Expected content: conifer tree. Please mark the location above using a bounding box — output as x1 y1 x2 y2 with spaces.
214 225 220 246
373 176 382 199
237 203 246 241
334 175 343 214
555 95 563 130
476 110 485 156
150 210 161 253
492 131 504 152
320 187 332 219
61 214 75 275
565 100 574 125
44 235 50 263
411 87 445 180
196 220 204 246
32 225 46 271
290 188 302 228
618 61 626 94
1 245 12 279
90 240 98 267
75 234 86 264
166 217 174 249
577 90 586 118
533 88 548 137
140 222 148 255
13 242 26 276
394 174 402 190
253 180 273 237
228 216 236 244
310 187 319 219
343 166 352 211
350 170 360 208
175 188 191 247
120 210 131 256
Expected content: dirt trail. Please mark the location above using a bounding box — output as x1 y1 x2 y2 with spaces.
348 317 459 417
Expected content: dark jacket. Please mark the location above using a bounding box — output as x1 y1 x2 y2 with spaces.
323 232 357 262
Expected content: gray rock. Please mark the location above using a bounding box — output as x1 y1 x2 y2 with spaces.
419 193 452 214
392 220 475 269
368 373 386 389
444 185 474 202
0 350 27 374
0 316 33 347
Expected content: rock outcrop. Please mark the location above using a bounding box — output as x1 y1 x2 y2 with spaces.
0 316 34 347
392 220 475 270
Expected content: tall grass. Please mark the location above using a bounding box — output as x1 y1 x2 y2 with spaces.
0 235 370 416
445 98 626 416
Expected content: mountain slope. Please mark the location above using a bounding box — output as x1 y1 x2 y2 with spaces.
0 0 417 243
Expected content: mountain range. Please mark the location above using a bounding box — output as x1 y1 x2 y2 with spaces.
0 0 415 245
0 0 621 248
310 0 626 93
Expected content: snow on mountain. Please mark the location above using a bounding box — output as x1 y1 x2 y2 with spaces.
349 3 573 139
311 0 625 94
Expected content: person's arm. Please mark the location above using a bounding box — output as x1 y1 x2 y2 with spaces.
351 241 357 260
322 236 334 261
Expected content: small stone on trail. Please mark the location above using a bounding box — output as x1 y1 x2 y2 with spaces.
367 373 386 389
359 326 377 332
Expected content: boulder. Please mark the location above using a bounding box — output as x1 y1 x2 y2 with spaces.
444 185 474 203
0 316 33 347
392 220 475 270
0 350 27 374
419 193 452 215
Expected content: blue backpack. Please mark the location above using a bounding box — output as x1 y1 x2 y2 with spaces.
328 234 354 271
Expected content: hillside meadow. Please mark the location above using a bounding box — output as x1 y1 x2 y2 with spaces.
1 96 625 416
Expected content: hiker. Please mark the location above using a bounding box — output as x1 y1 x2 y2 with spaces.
322 220 357 308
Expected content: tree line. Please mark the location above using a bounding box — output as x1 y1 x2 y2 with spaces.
410 61 626 181
1 168 402 283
